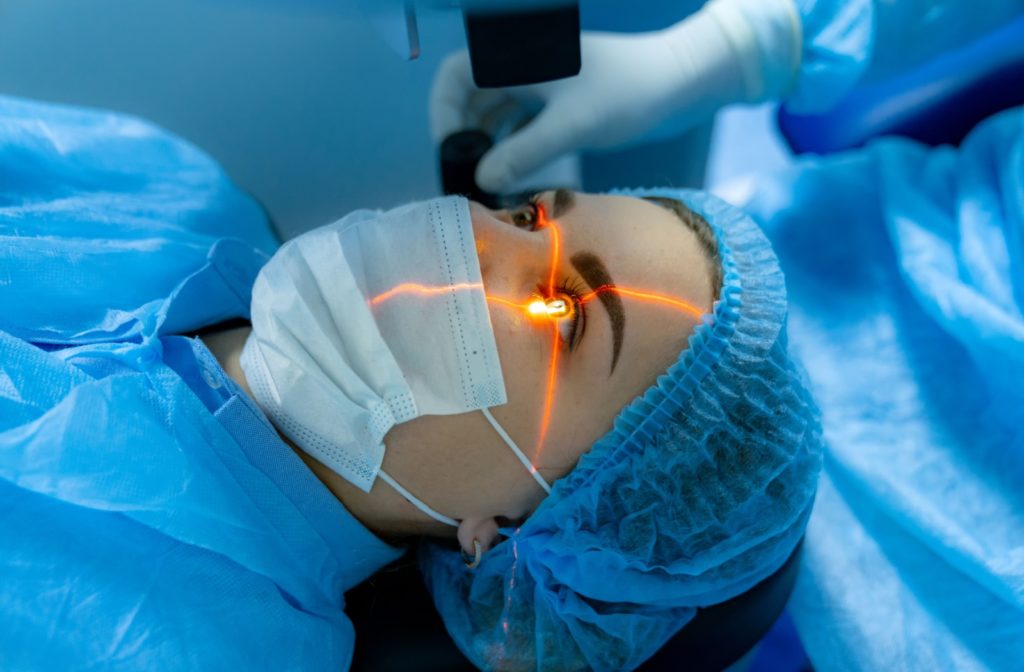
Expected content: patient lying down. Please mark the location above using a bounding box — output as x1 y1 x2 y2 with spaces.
0 95 818 672
203 188 821 670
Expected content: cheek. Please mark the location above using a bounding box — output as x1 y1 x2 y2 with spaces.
490 309 538 393
487 306 555 424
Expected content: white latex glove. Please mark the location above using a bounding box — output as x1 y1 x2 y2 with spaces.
431 0 801 193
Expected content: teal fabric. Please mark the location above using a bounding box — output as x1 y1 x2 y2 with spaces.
740 106 1024 670
788 0 1024 114
0 95 402 671
421 189 823 671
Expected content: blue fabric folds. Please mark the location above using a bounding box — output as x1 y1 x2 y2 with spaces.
787 0 1024 114
739 106 1024 670
421 189 823 671
0 95 402 671
0 94 278 344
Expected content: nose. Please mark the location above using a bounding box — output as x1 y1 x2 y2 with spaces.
469 200 517 250
469 200 550 296
469 201 515 272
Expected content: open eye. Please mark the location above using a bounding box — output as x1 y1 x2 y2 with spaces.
510 195 543 231
535 281 586 352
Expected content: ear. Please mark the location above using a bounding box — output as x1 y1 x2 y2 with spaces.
457 516 500 556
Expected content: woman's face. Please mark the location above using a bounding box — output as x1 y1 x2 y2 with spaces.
367 191 716 536
475 190 714 479
299 191 716 550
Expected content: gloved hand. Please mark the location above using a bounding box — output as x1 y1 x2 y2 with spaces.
431 0 801 193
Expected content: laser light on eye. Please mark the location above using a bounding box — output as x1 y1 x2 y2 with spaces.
527 298 571 319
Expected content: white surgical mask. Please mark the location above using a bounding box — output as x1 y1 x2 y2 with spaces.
241 196 550 527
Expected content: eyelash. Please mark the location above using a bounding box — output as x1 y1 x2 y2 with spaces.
513 194 587 351
540 277 587 352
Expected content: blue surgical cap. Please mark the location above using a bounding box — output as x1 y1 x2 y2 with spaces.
421 189 823 671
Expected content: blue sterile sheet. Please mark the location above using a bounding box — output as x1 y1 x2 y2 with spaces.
740 105 1024 670
0 95 402 671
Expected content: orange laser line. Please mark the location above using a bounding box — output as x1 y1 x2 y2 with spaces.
543 208 560 296
537 206 563 460
535 201 549 230
582 285 704 319
487 295 573 321
536 321 561 457
486 295 533 311
369 281 483 306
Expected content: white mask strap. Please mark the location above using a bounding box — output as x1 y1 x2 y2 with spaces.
378 469 459 528
376 408 552 529
482 408 552 495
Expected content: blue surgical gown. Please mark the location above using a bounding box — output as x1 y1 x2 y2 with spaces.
789 0 1024 114
739 104 1024 670
0 95 403 671
759 3 1024 668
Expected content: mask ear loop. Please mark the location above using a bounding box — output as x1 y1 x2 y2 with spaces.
377 408 552 529
378 469 459 527
482 408 552 495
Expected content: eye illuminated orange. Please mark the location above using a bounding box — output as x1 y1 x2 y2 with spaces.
534 202 549 230
369 199 707 486
527 299 548 316
525 297 571 318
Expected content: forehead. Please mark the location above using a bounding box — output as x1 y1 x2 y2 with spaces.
563 193 710 298
563 193 690 247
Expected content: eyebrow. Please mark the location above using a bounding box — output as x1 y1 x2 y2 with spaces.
570 250 625 375
550 188 575 219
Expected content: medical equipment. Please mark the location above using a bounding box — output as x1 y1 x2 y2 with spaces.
420 188 823 671
459 1 580 87
440 130 497 206
430 0 801 193
359 0 581 87
438 107 580 209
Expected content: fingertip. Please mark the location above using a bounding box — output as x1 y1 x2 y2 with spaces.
476 151 513 193
476 120 566 193
429 51 475 142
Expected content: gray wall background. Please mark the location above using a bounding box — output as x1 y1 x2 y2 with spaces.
0 0 465 239
0 1 776 240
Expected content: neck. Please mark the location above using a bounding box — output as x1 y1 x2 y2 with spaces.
200 325 257 399
198 326 437 541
